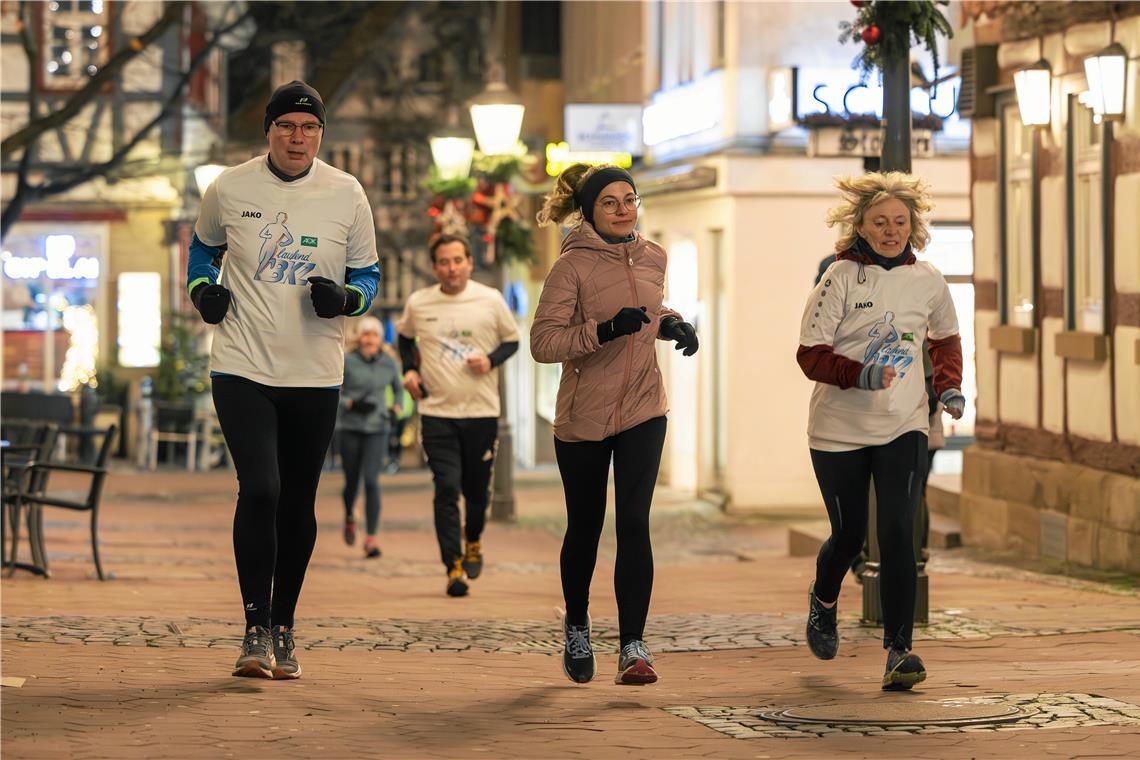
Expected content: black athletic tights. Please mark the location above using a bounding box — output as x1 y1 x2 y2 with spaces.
555 416 667 647
212 375 339 630
810 430 928 651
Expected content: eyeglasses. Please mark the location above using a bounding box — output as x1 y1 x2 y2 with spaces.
598 195 641 215
273 120 323 137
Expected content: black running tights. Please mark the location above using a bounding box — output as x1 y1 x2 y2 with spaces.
555 416 667 647
340 429 386 535
212 376 339 630
810 430 928 651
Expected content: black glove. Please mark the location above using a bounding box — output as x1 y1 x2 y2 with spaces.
660 316 699 357
349 398 377 415
308 276 358 318
598 306 650 343
191 282 231 325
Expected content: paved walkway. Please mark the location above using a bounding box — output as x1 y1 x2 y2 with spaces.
2 467 1139 758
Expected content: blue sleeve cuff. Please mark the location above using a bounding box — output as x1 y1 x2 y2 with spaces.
345 263 380 315
188 233 225 297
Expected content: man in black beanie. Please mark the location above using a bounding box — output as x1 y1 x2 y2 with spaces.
186 78 381 681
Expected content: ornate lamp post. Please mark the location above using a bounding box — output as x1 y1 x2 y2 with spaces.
1084 43 1127 122
467 71 525 523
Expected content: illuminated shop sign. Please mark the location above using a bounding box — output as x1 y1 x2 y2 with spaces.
545 142 633 177
564 104 643 155
642 70 726 147
1 234 100 280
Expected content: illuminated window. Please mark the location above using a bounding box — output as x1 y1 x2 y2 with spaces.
1068 97 1108 333
41 0 109 90
117 272 161 368
1000 100 1037 327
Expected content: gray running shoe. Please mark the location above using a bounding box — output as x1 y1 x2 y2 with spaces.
272 625 302 680
232 625 275 678
882 647 927 690
614 639 658 685
561 612 595 684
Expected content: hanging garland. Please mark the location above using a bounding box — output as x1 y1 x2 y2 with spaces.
839 0 953 82
423 151 538 266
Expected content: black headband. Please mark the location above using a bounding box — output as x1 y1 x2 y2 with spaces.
575 167 637 225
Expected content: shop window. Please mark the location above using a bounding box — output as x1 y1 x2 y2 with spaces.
999 99 1037 327
2 228 104 390
40 0 109 90
1067 97 1109 334
923 225 976 442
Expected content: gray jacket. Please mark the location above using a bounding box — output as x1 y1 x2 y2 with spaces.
339 349 402 433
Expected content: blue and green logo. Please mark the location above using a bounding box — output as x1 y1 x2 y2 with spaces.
301 236 318 247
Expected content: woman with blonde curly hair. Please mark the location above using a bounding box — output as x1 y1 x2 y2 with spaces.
531 163 698 686
797 172 965 691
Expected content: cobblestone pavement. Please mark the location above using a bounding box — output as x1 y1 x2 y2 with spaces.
4 612 1138 655
3 469 1139 759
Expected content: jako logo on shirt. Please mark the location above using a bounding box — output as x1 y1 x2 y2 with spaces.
854 301 874 309
242 210 262 219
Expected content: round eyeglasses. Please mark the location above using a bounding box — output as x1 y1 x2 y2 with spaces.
274 120 324 137
598 195 641 215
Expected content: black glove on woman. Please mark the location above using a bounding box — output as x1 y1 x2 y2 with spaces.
597 306 650 343
191 282 231 325
660 316 699 356
308 276 360 318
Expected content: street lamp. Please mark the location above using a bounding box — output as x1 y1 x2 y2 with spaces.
1084 42 1127 121
194 144 226 194
469 63 525 156
430 108 476 181
1013 59 1052 127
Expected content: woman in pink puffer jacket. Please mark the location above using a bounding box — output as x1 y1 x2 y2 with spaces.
531 163 698 687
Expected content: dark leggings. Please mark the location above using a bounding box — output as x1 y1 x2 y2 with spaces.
555 416 667 647
212 376 339 630
340 429 386 534
421 415 498 569
811 430 928 651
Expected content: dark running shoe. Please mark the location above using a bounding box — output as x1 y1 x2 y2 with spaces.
343 516 356 546
232 625 275 678
806 581 839 660
462 541 483 579
363 535 381 559
614 639 658 685
561 612 595 684
446 558 469 597
882 647 927 691
271 625 302 680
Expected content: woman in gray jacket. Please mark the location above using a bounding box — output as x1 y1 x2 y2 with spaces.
340 316 402 557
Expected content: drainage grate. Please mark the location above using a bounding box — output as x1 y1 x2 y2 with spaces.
665 693 1140 739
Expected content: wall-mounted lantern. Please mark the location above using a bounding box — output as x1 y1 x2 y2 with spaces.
1084 42 1127 121
1013 59 1052 127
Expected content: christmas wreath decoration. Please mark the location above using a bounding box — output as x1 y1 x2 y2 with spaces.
839 0 953 82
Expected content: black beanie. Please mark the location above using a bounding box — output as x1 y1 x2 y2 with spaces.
575 167 637 225
264 80 326 134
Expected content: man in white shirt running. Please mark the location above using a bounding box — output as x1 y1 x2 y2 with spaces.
188 80 379 680
396 235 519 597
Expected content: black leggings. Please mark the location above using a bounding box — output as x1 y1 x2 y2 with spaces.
810 430 928 651
555 416 666 647
212 376 339 629
340 429 386 534
421 415 498 569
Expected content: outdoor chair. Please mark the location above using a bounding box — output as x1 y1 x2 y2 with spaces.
3 422 59 576
9 424 117 580
148 402 198 471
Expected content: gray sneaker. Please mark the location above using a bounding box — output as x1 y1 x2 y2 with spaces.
232 625 275 678
882 647 926 691
615 639 658 685
272 625 302 680
561 612 595 684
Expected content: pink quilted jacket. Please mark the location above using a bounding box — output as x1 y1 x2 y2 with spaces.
530 222 680 442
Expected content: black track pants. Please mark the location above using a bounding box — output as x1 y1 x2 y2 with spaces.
420 415 498 570
810 430 928 651
340 429 386 534
555 416 667 647
212 376 339 630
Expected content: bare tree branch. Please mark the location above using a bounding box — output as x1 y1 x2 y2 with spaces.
1 4 252 239
1 0 187 156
